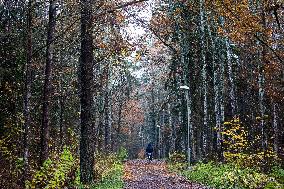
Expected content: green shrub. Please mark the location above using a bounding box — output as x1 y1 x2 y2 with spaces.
92 153 124 189
169 151 187 163
270 167 284 184
93 163 124 189
182 162 284 189
26 147 77 189
117 147 128 161
168 151 187 172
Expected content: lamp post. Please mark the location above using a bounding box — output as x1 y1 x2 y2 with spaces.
180 85 191 168
157 124 161 159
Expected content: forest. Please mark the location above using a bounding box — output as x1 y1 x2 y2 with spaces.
0 0 283 188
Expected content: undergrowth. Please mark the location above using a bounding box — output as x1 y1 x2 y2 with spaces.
26 147 126 189
26 147 77 189
91 152 125 189
168 150 284 189
170 161 284 189
77 147 127 189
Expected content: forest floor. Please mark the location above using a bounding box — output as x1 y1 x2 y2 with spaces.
123 160 209 189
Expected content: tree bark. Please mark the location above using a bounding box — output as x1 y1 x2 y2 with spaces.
259 3 268 155
59 95 65 150
40 0 56 165
80 0 94 184
168 103 176 154
225 38 236 117
199 0 208 159
273 102 279 154
206 14 221 159
113 98 123 151
22 0 32 186
219 39 226 161
104 64 111 152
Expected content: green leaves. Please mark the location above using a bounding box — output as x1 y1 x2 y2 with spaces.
92 153 124 189
182 162 284 189
27 147 76 189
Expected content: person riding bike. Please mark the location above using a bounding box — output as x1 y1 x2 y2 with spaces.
146 143 153 161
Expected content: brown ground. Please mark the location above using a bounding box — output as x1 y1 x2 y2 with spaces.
123 160 209 189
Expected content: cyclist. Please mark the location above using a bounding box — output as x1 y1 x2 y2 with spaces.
146 143 153 161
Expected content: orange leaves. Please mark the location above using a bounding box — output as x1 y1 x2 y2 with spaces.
173 7 182 16
122 99 144 126
115 11 126 23
123 166 134 181
98 42 107 49
150 13 172 38
207 0 262 43
123 160 208 188
263 61 283 100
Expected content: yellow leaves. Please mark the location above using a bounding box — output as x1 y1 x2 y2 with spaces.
223 116 279 168
217 26 226 36
256 116 261 120
135 52 141 61
174 8 182 16
233 117 240 123
226 148 279 168
256 115 269 120
223 118 248 154
121 48 127 56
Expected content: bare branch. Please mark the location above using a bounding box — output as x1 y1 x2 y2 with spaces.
32 0 149 57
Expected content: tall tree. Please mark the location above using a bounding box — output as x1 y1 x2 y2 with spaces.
40 0 57 165
22 0 32 186
79 0 95 184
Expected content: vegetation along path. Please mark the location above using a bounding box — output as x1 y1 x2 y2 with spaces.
123 160 208 189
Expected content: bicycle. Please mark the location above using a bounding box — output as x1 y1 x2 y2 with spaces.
146 152 153 161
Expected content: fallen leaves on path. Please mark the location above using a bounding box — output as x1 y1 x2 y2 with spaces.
123 160 209 189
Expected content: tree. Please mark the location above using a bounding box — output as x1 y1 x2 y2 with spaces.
22 0 32 186
79 0 95 184
40 0 57 165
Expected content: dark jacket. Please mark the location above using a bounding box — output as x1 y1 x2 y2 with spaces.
146 143 153 153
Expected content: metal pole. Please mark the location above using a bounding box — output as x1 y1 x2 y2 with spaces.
185 90 191 168
157 125 161 158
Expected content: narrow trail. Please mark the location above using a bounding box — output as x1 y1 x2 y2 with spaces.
123 160 209 189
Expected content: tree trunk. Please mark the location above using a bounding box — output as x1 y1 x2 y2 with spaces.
258 66 266 150
225 38 236 117
273 102 279 154
114 98 123 151
150 87 156 145
104 65 111 152
219 40 226 161
168 103 176 154
40 0 56 165
80 0 94 184
59 95 65 150
259 3 268 157
22 0 32 186
199 0 208 159
206 14 221 159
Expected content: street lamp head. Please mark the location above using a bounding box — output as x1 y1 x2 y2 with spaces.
180 85 189 90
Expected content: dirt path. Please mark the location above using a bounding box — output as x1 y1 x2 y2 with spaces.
123 160 209 189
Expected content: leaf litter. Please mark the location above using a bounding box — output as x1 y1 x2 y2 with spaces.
123 160 209 189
